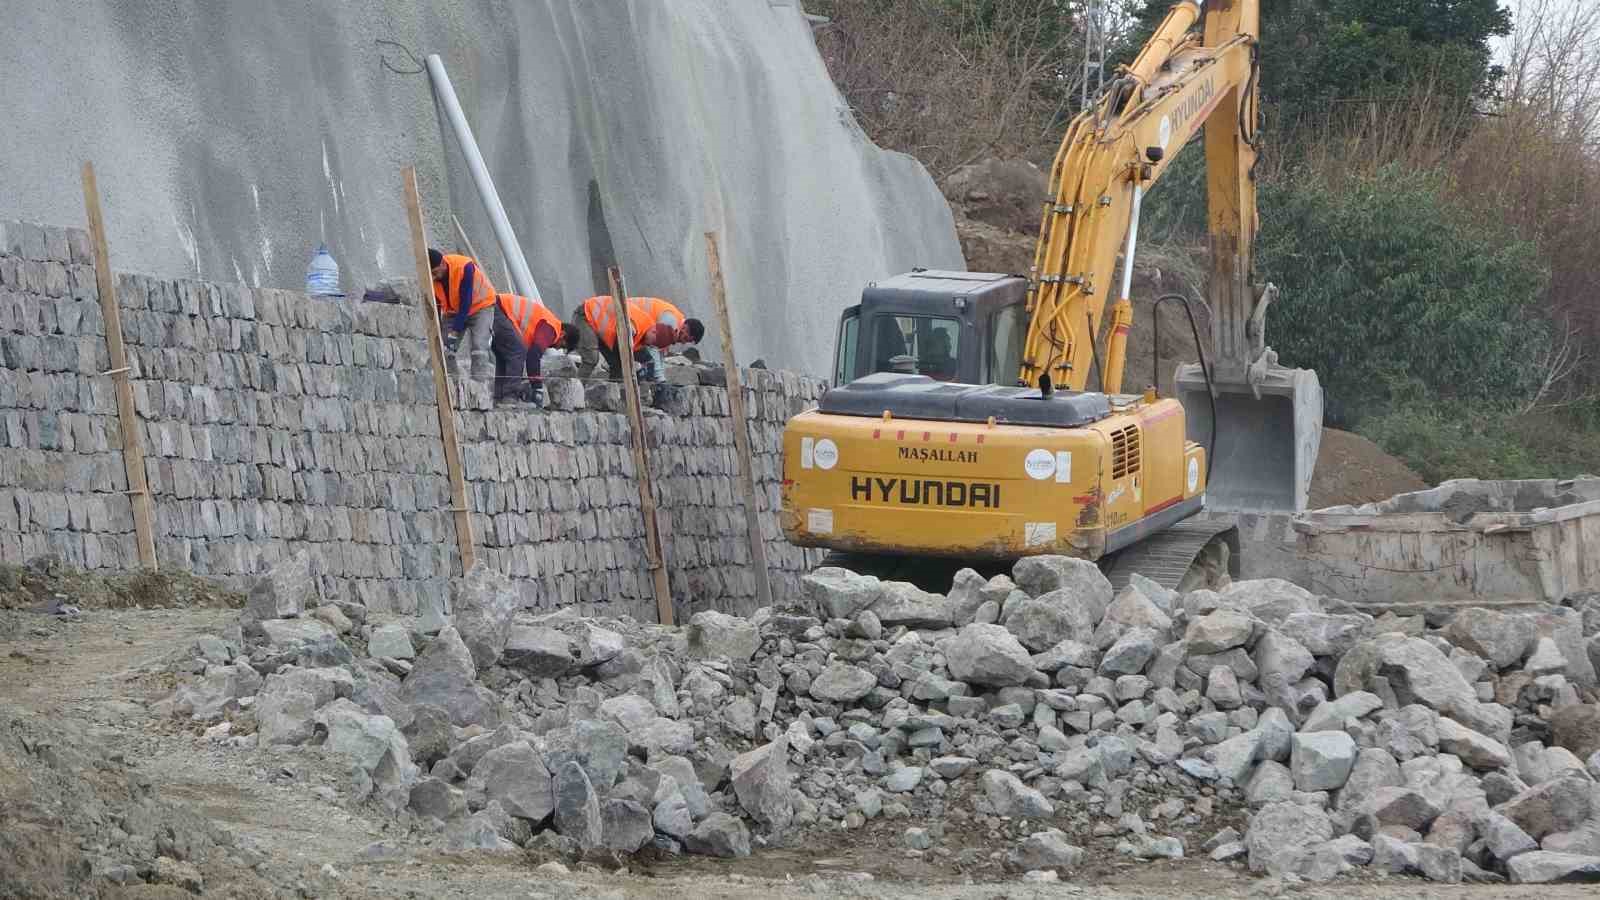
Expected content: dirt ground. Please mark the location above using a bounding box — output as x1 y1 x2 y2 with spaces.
1 603 1591 899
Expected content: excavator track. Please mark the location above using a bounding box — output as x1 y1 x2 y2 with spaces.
817 517 1241 598
1100 517 1240 595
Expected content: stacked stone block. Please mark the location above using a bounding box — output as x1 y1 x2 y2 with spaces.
1 218 825 617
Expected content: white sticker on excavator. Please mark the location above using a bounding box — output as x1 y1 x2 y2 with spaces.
1158 115 1173 151
807 508 834 534
801 436 815 469
813 438 839 470
1055 451 1072 483
1187 457 1200 493
1025 522 1057 547
1024 448 1056 480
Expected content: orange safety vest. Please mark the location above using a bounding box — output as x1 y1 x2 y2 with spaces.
579 296 683 351
431 254 497 317
497 293 563 348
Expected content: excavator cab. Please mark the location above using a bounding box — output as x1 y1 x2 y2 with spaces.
833 270 1028 387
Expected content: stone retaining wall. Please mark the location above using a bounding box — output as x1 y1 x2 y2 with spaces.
0 219 825 620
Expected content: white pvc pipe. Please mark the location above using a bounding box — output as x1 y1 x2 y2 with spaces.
425 54 543 304
1119 184 1144 301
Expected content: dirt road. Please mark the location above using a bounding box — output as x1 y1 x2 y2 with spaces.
0 606 1587 899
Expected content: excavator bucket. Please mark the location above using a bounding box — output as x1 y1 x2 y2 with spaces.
1174 363 1323 513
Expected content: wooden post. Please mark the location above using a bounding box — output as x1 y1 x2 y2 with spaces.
609 266 674 626
704 232 772 610
403 166 477 574
81 162 158 571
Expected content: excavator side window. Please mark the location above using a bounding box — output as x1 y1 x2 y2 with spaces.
987 303 1026 385
872 315 960 381
835 310 860 384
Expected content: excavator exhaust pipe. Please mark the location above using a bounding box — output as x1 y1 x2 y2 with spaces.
1175 362 1323 513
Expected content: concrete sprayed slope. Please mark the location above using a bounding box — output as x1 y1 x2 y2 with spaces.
0 0 961 375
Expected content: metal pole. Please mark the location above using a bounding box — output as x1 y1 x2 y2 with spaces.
425 53 543 305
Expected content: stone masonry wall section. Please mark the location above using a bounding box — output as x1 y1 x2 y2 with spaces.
0 219 825 620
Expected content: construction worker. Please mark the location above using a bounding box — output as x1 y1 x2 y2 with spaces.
428 248 496 378
564 295 705 382
491 292 565 406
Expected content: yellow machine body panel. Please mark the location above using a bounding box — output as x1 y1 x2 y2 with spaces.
781 397 1207 562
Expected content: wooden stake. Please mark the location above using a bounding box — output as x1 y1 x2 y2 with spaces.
704 232 772 610
403 167 477 574
81 162 158 571
609 267 674 625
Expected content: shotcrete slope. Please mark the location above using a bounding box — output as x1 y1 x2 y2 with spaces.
0 0 962 374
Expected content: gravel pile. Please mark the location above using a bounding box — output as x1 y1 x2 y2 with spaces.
158 550 1600 884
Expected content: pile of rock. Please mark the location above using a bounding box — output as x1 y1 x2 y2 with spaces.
158 550 1600 883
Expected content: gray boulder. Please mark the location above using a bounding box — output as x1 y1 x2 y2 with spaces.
730 736 793 829
873 581 954 629
809 662 878 702
1482 811 1539 861
1185 609 1255 654
552 761 603 851
1507 851 1600 883
1302 691 1384 733
980 769 1054 818
1099 627 1160 676
947 568 989 627
1437 716 1513 770
409 777 467 821
1012 556 1112 619
315 699 418 812
245 550 315 621
501 625 574 677
1010 829 1085 870
368 622 415 661
450 565 522 671
1279 612 1368 657
1444 608 1537 668
941 624 1035 687
399 626 500 728
474 741 555 823
255 686 317 746
1002 589 1096 651
685 812 751 858
687 610 761 662
1552 704 1600 761
1291 732 1357 792
600 799 654 853
653 791 694 841
1219 579 1320 625
802 567 883 619
541 718 630 791
1246 801 1334 873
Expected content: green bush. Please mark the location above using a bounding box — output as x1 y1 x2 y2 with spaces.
1257 165 1548 426
1359 404 1600 484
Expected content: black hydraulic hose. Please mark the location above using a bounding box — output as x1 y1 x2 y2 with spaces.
1152 292 1217 467
1086 311 1105 392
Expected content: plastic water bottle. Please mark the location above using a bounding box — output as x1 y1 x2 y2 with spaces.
305 244 341 296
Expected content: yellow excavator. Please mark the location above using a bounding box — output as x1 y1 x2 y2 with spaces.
780 0 1323 592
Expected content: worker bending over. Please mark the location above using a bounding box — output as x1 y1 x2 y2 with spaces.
491 293 565 406
565 295 705 382
428 248 496 379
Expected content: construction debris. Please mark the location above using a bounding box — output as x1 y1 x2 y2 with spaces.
143 549 1600 884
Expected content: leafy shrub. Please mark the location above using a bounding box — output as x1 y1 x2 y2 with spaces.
1256 165 1548 426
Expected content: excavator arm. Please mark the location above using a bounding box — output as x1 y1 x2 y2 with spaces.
1023 0 1322 513
1022 0 1256 393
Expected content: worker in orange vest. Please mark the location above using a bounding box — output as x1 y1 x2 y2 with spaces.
428 248 496 378
563 295 704 382
491 293 566 406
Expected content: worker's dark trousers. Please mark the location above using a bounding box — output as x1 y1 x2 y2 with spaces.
490 309 529 401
